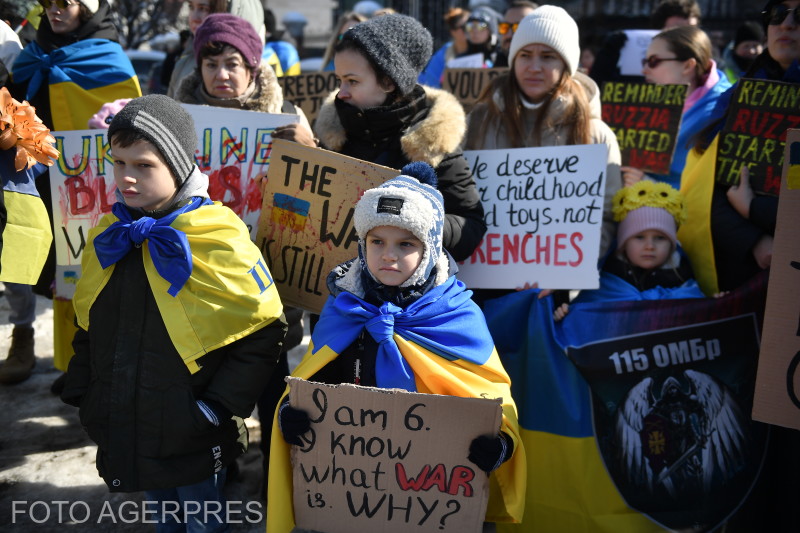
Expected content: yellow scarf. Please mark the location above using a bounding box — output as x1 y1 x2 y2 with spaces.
74 202 283 373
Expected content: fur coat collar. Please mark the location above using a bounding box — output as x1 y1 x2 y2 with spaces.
313 84 466 168
174 63 284 114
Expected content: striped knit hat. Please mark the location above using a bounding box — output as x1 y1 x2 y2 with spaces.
354 162 445 287
107 95 197 184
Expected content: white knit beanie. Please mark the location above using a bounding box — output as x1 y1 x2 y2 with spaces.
79 0 100 13
508 5 580 75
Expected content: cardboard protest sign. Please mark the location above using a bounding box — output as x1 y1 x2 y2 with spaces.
618 29 659 76
287 378 502 533
49 106 296 298
441 67 508 113
278 71 339 126
753 129 800 430
460 144 607 289
255 139 397 313
714 78 800 194
601 81 687 175
445 53 484 69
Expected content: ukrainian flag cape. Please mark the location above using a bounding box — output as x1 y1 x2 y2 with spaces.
12 39 141 131
0 150 52 284
73 201 283 374
267 275 526 533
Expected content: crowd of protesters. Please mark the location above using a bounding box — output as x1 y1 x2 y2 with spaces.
1 0 798 531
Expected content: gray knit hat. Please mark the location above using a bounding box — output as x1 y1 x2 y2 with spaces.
341 13 433 96
509 5 581 75
107 95 197 185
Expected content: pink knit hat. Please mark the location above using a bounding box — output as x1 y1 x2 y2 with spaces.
616 206 677 252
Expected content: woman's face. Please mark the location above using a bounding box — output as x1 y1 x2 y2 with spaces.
642 37 696 87
188 0 213 34
513 43 566 103
334 48 394 109
45 0 81 35
465 19 491 45
201 46 252 99
766 0 800 70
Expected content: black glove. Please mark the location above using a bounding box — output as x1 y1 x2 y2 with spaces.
468 433 513 474
278 398 311 446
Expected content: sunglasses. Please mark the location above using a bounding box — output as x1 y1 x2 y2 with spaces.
38 0 77 8
498 22 519 35
762 4 800 26
642 55 683 68
465 21 489 32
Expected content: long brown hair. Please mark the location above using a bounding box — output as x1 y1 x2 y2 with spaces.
475 64 592 147
654 25 713 88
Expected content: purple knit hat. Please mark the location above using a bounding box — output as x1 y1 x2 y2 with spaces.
194 13 263 69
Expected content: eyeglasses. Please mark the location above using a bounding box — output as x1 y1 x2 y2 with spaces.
37 0 76 9
498 22 519 35
642 56 683 68
465 21 489 32
762 4 800 26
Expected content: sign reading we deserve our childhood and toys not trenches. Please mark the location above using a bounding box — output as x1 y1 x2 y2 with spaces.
255 139 398 314
287 378 502 533
49 105 297 298
601 81 686 175
715 78 800 194
461 144 607 289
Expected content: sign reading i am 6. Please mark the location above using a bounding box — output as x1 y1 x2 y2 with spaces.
287 378 502 533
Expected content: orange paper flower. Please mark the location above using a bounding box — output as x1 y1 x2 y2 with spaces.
0 87 60 171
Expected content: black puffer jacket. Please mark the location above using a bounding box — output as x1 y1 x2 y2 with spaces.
313 85 486 261
61 248 287 492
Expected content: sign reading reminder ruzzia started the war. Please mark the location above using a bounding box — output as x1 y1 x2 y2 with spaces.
715 78 800 194
601 81 687 175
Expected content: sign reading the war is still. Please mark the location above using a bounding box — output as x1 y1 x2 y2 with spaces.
715 78 800 194
442 68 507 112
49 106 297 298
287 378 501 533
278 71 339 126
461 144 608 289
601 81 686 175
753 129 800 431
255 139 397 313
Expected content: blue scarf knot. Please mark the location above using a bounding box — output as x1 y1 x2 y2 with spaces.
311 276 495 392
93 198 211 297
365 303 399 345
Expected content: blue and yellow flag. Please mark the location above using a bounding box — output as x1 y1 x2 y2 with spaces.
74 202 283 373
484 273 768 532
268 275 526 532
12 38 141 131
0 150 52 284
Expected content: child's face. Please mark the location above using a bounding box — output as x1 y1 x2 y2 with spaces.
623 229 672 270
365 225 423 286
112 139 178 212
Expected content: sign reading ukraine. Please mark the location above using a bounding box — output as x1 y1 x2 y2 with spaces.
49 105 297 298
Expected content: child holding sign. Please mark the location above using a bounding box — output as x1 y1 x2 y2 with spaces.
60 95 288 529
554 180 704 320
268 162 525 532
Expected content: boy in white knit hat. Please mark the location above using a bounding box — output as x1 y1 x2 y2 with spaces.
267 162 527 532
